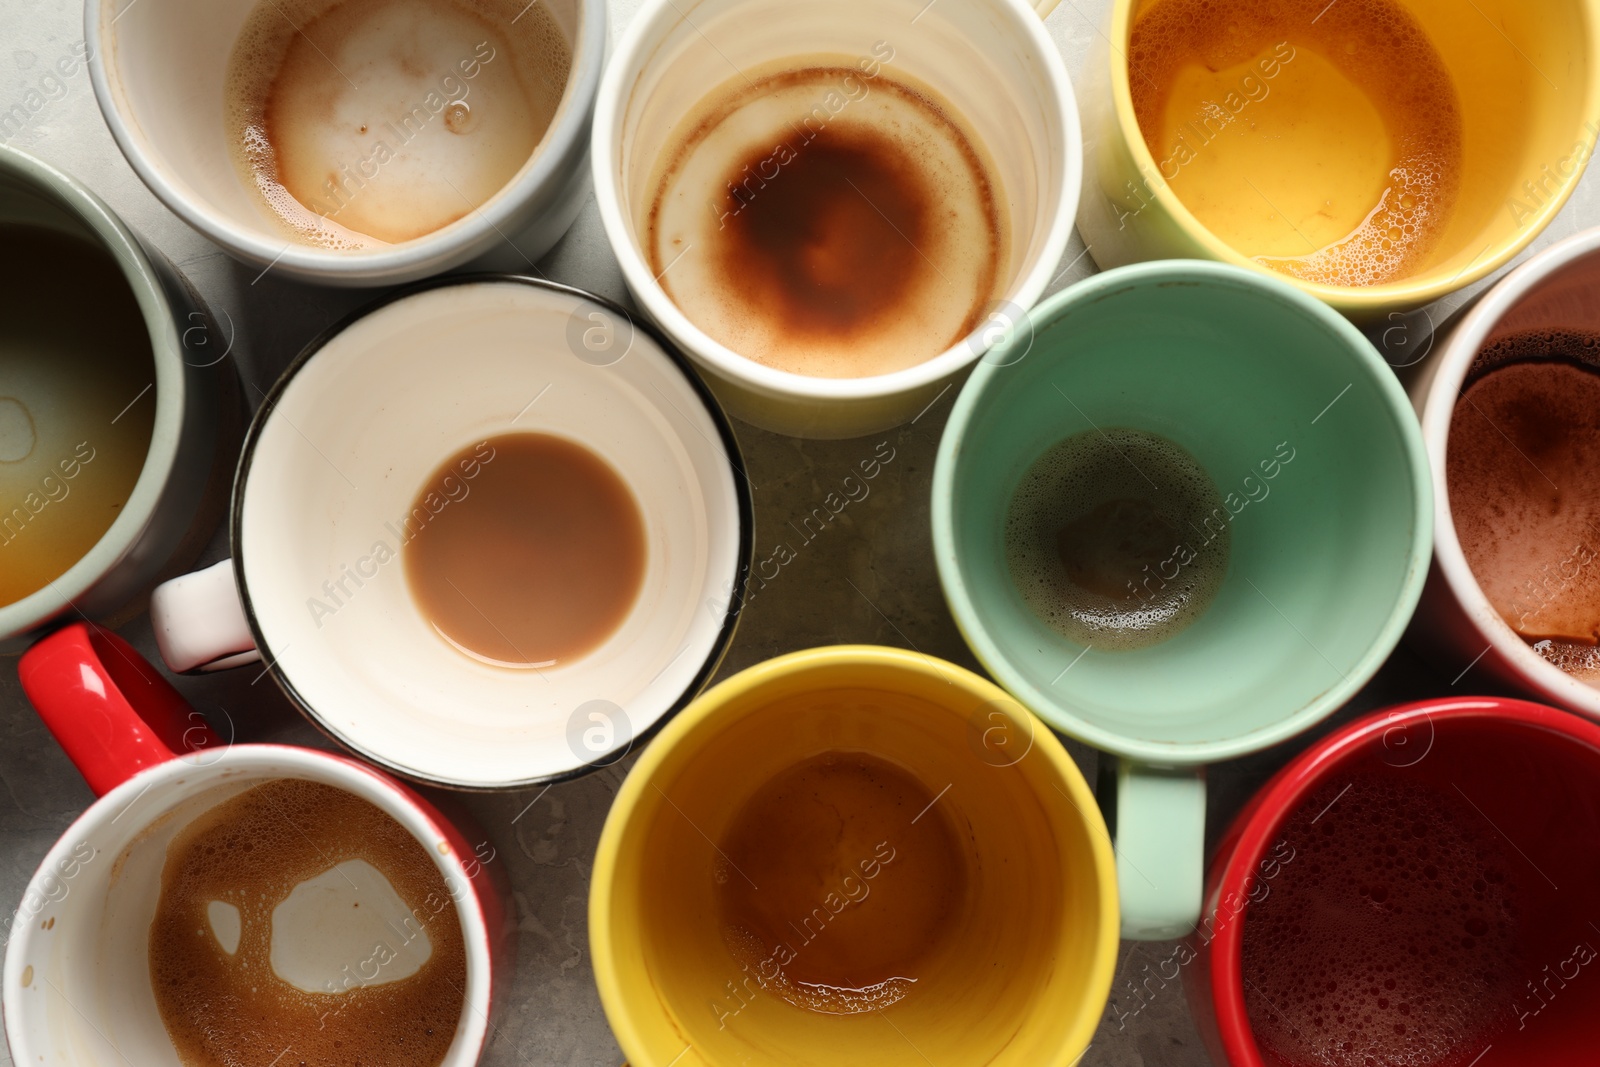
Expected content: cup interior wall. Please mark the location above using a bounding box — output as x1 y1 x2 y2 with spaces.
612 0 1067 338
946 276 1423 749
1471 245 1600 357
601 668 1110 1065
98 0 583 247
1232 715 1600 1065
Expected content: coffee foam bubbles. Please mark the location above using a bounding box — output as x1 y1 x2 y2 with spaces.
148 779 467 1067
224 0 571 248
1004 428 1230 651
1447 331 1600 685
1129 0 1463 288
1243 775 1522 1067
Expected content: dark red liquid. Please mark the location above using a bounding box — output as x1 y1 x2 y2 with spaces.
1240 720 1600 1067
1244 776 1522 1066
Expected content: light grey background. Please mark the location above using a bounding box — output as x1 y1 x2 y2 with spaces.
2 0 1596 1063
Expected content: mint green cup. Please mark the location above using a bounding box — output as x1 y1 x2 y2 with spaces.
931 261 1431 940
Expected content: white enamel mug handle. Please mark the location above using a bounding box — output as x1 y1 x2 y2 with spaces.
149 559 261 672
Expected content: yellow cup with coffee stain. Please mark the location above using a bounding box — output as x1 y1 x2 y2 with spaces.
589 646 1117 1067
1077 0 1600 319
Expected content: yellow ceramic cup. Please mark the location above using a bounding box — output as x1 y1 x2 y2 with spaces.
1077 0 1600 320
590 645 1117 1067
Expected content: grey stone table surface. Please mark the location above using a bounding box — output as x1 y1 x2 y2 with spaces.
3 0 1599 1064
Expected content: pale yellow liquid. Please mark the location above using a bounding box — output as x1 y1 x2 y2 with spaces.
0 227 155 606
1130 0 1464 287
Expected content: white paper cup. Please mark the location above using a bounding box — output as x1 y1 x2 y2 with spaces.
148 277 752 788
591 0 1081 438
85 0 604 286
1409 225 1600 721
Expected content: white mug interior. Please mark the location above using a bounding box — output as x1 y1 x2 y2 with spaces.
237 279 745 788
86 0 598 283
1420 228 1600 720
593 0 1079 411
1 747 492 1067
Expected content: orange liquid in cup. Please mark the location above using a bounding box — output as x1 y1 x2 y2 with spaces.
1128 0 1464 287
716 751 967 1014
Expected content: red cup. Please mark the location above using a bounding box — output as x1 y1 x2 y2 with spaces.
1188 696 1600 1067
3 623 511 1067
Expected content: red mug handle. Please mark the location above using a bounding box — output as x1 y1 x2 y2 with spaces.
18 622 221 797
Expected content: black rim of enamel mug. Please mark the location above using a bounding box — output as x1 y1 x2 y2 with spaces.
227 273 755 791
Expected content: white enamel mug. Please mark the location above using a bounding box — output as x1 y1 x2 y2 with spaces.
591 0 1081 438
1409 225 1600 721
85 0 604 286
148 277 752 789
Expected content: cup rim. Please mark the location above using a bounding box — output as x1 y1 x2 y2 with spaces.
0 145 188 641
0 742 495 1067
931 259 1434 764
83 0 607 285
589 0 1082 402
587 643 1120 1067
227 274 754 791
1421 224 1600 720
1202 696 1600 1067
1101 0 1600 314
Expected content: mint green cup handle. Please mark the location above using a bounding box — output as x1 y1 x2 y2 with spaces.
930 262 1433 937
1115 761 1205 940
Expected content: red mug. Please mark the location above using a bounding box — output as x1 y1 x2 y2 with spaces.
2 623 511 1067
1187 696 1600 1067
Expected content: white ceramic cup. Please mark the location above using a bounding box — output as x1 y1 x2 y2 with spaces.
148 277 752 789
1409 225 1600 720
85 0 604 286
5 624 501 1067
591 0 1081 439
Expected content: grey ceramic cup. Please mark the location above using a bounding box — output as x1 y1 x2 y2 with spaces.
0 145 235 651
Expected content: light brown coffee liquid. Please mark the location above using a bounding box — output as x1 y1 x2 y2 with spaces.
0 226 154 607
716 752 967 1015
225 0 571 247
1448 332 1600 685
148 780 467 1067
1006 428 1230 650
403 433 646 669
648 62 1006 378
1128 0 1462 287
